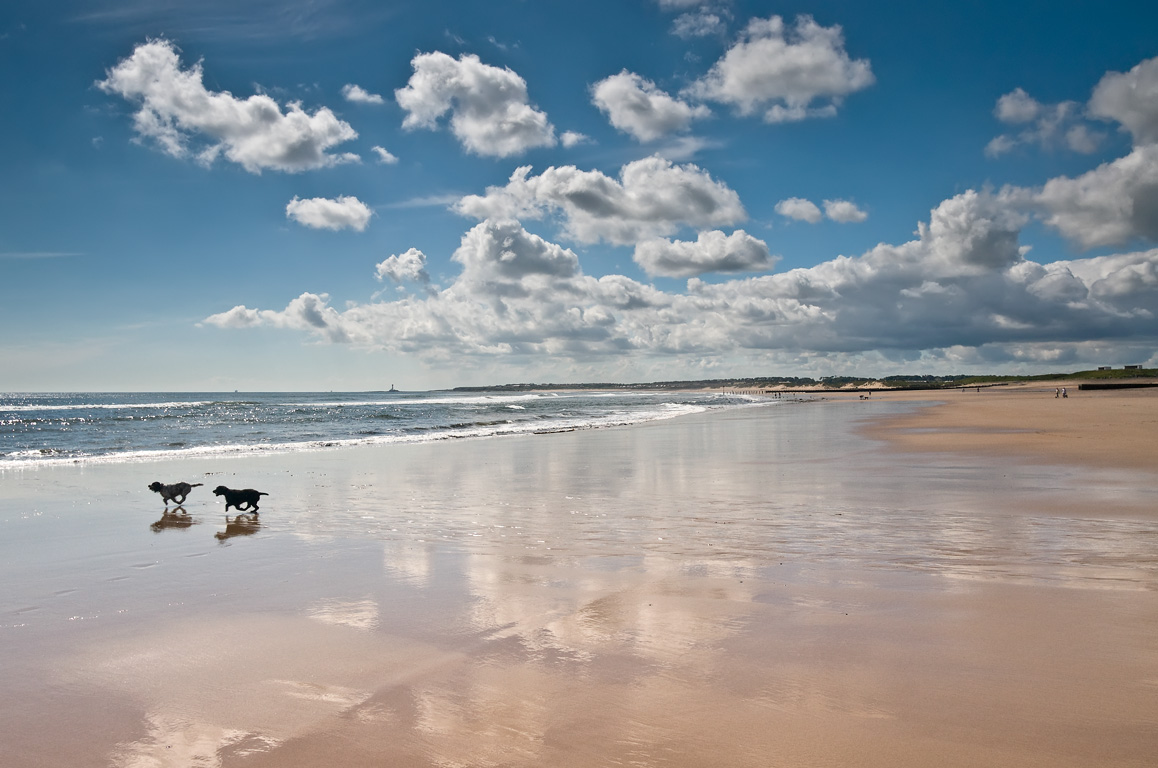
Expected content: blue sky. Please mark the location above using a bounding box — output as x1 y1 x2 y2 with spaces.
3 0 1157 391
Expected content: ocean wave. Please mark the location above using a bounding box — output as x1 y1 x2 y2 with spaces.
280 393 556 409
0 400 213 412
0 399 738 470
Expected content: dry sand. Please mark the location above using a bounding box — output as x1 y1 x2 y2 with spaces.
1 391 1156 767
864 382 1158 471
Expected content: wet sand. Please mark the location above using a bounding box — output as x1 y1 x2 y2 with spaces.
2 393 1156 767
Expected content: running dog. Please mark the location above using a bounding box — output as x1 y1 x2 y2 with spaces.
147 481 202 506
213 485 269 513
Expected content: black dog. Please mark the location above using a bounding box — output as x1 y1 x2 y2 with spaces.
148 481 202 506
213 485 269 513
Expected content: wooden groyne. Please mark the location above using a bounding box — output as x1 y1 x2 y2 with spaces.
1078 380 1158 390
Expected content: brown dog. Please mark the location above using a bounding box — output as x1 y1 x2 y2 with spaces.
148 481 202 506
213 485 268 513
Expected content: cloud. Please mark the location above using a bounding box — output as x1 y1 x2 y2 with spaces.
994 87 1042 124
395 51 556 157
823 199 867 223
371 145 399 164
285 195 373 231
591 71 711 142
652 134 721 162
633 229 774 277
560 130 591 148
383 193 462 209
989 58 1158 250
341 83 385 105
206 219 662 356
1024 144 1158 249
655 0 704 9
985 87 1101 157
984 135 1016 158
454 155 746 245
1088 55 1158 146
672 11 726 39
776 197 866 223
97 38 358 173
205 189 1158 370
685 15 873 123
376 248 430 285
775 197 821 223
203 54 1158 372
916 190 1026 275
203 292 350 343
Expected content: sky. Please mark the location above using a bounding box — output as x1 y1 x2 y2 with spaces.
2 0 1158 391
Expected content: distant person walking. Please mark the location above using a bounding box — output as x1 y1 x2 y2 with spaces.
1062 387 1068 398
1055 388 1060 398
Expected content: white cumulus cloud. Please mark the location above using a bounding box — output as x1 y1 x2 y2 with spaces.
342 83 385 105
376 248 430 284
286 195 373 231
97 38 359 173
592 71 711 142
823 199 867 223
985 87 1100 157
993 57 1158 250
776 197 865 223
454 156 746 245
1088 55 1158 146
561 131 592 148
685 15 874 123
203 292 350 343
203 54 1158 373
395 51 556 158
995 87 1042 124
775 197 822 223
203 193 1158 369
633 229 775 277
1025 144 1158 249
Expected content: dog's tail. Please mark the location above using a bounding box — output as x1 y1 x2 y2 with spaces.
258 491 269 496
189 483 204 488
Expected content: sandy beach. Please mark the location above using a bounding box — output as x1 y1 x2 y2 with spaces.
2 390 1157 767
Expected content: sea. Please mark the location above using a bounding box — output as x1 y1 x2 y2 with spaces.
0 389 770 469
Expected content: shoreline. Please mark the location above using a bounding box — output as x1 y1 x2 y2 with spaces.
0 390 761 472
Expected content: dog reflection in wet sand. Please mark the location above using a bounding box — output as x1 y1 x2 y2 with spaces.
216 514 261 541
213 485 269 514
150 508 196 532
